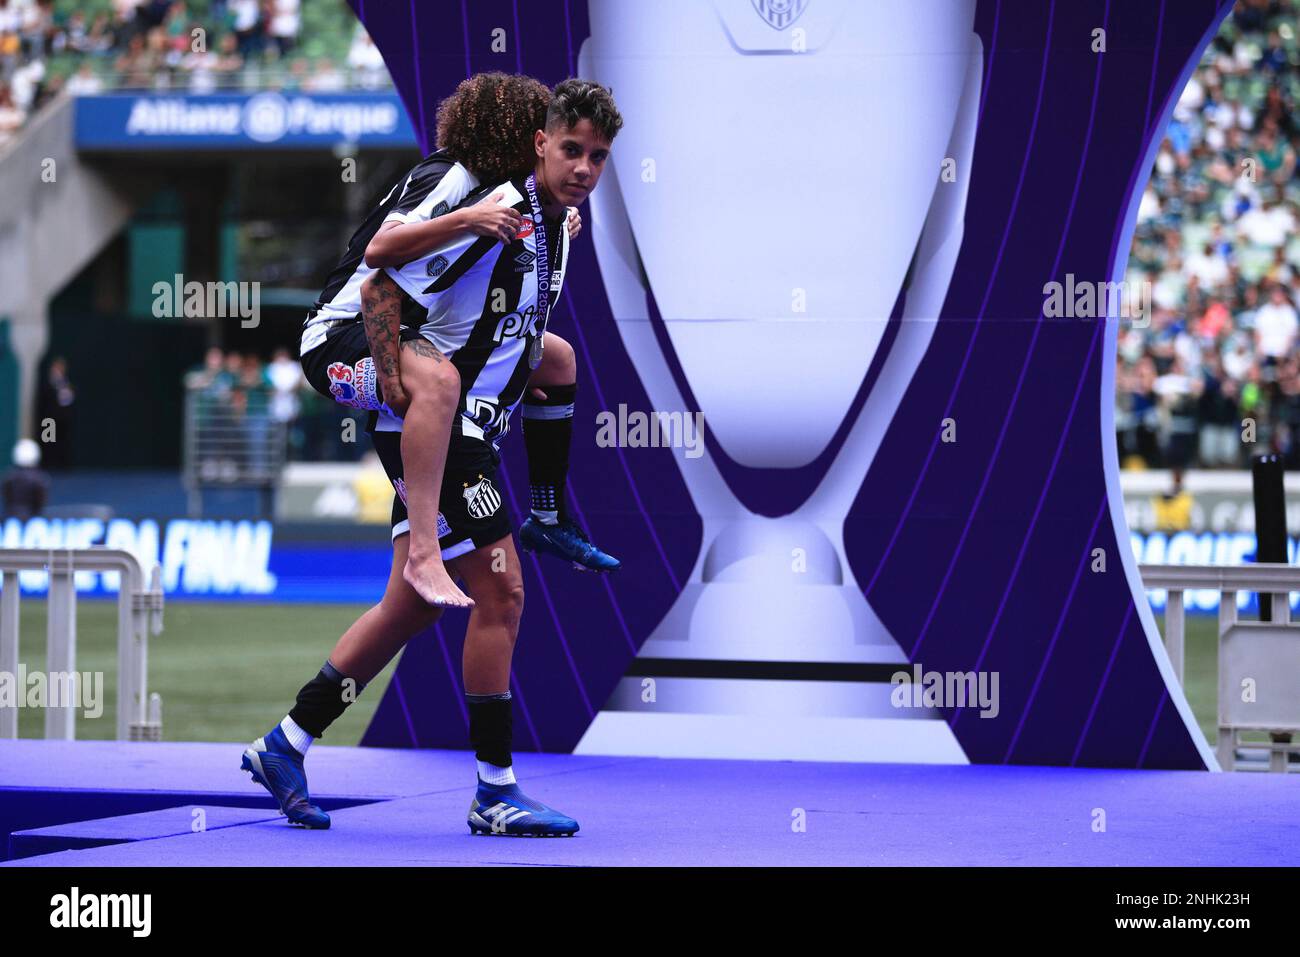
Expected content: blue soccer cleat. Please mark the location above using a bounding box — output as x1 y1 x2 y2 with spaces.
519 517 621 573
240 726 331 829
468 778 579 837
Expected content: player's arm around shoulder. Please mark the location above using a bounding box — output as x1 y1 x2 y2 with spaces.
365 191 526 269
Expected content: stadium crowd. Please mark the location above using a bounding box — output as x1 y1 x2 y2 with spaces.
1118 0 1300 470
184 347 365 468
0 0 388 146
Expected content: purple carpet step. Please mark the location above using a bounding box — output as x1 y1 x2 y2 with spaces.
9 805 283 861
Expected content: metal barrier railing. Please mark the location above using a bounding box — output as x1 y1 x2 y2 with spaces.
183 385 289 517
0 548 164 741
1140 562 1300 772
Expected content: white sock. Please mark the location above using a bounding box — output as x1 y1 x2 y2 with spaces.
477 760 516 786
531 508 559 525
279 715 314 755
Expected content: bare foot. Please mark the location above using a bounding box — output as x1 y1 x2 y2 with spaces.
404 555 475 608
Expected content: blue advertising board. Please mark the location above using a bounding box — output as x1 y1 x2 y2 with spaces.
74 92 419 150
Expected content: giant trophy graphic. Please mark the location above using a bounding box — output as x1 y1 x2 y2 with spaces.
573 0 984 761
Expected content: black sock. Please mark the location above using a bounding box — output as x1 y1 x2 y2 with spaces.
521 382 576 525
288 659 367 739
466 691 513 767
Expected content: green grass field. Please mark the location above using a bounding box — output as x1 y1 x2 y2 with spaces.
7 600 394 746
1 601 1245 747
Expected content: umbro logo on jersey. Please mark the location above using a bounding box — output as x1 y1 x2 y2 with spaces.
513 250 535 273
426 255 449 278
463 475 502 520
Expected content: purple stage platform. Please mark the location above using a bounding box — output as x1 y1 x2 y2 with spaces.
1 740 1297 866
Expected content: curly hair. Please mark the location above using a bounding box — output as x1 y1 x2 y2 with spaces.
434 72 553 184
545 78 624 142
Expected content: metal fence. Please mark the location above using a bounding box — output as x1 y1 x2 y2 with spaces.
1141 562 1300 772
0 548 164 741
182 383 289 517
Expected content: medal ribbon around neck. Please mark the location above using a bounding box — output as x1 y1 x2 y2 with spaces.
523 173 551 366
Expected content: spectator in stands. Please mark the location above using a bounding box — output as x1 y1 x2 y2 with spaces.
2 438 49 520
278 53 306 91
267 346 301 432
182 40 214 94
185 346 228 477
347 26 385 89
1254 123 1296 185
0 23 22 83
1254 284 1299 368
1119 0 1300 470
113 32 153 89
1275 358 1300 468
1 0 394 141
1155 355 1203 469
1186 241 1229 288
66 62 103 95
61 9 89 53
211 31 242 81
0 84 23 146
163 1 190 56
10 49 44 110
1197 354 1241 467
35 355 75 470
266 0 298 57
137 0 172 31
229 0 260 57
238 354 272 476
111 0 146 44
20 0 52 59
306 56 343 92
85 12 115 53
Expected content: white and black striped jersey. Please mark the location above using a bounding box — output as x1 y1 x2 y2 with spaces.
383 174 570 449
299 150 480 356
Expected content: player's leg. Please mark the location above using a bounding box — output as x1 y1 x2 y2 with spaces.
395 335 475 608
241 532 444 828
322 532 444 685
448 535 579 836
241 426 445 828
518 331 621 572
300 319 471 609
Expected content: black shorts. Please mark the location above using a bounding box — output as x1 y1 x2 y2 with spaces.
371 424 511 557
302 322 511 556
300 321 424 413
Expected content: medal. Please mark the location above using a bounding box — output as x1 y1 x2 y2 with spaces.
522 172 552 367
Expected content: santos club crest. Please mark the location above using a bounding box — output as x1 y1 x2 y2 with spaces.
463 475 502 519
752 0 807 29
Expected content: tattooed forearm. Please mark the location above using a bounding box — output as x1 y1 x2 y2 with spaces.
400 338 446 362
361 271 405 381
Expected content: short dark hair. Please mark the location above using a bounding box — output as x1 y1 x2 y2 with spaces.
545 78 623 143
